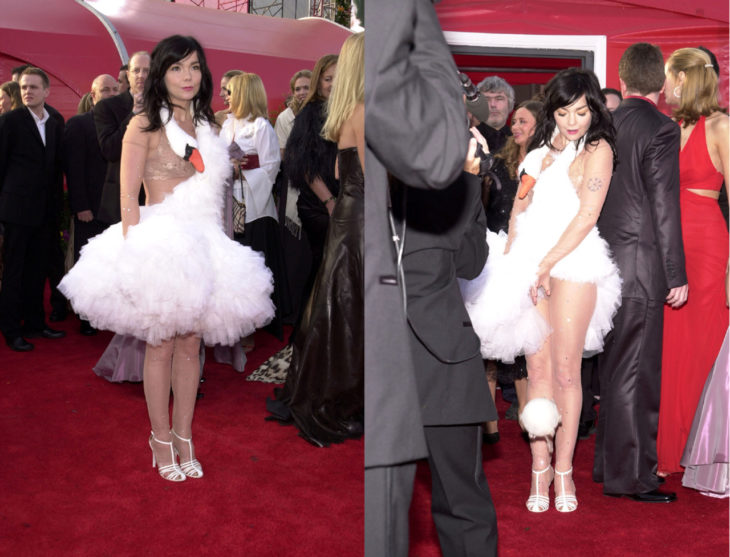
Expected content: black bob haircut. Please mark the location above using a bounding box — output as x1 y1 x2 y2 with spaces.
529 67 617 167
142 35 217 132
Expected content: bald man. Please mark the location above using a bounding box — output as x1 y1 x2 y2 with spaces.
94 52 150 224
62 73 118 335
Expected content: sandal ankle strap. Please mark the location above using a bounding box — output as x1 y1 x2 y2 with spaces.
150 431 173 446
172 429 192 443
555 467 573 476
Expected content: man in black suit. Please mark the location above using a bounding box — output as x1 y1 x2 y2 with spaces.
94 51 150 225
0 67 66 351
364 1 497 555
63 74 119 335
594 42 688 503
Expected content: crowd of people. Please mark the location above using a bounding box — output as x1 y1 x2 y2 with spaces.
0 4 727 555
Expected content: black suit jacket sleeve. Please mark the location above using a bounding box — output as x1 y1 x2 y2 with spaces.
456 179 488 280
644 119 687 289
94 94 133 162
365 0 468 190
63 114 90 214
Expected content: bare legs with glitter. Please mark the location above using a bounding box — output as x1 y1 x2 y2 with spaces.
525 278 596 507
144 334 202 477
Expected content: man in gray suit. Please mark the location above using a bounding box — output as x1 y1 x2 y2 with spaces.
594 42 687 503
365 1 497 555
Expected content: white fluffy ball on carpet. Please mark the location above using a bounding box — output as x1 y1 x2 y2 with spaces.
519 398 560 437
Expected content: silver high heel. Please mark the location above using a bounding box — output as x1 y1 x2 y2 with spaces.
149 432 186 482
172 429 204 478
526 465 553 512
554 467 578 512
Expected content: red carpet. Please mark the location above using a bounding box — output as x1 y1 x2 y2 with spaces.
409 394 729 556
0 319 363 556
2 312 728 556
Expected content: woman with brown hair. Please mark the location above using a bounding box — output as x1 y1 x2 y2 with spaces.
658 47 729 476
0 81 22 114
282 54 339 301
475 99 542 443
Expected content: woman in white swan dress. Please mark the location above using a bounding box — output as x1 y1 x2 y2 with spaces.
463 68 621 512
59 36 274 482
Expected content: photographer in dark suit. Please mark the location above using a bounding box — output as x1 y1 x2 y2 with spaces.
93 52 150 224
0 67 66 351
365 1 497 554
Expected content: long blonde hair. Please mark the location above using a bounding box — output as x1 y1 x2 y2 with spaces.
666 47 724 127
322 32 364 143
228 72 268 121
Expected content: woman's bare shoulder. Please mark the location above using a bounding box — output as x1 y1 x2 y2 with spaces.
707 111 729 136
124 113 159 148
584 137 611 155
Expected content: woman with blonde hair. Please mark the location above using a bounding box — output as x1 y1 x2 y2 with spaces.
0 81 22 114
658 47 729 476
269 32 364 447
222 72 287 338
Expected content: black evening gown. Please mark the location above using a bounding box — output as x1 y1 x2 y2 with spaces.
268 148 364 446
484 158 528 381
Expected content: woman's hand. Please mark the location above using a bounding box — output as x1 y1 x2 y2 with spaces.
530 259 553 305
324 197 335 216
230 156 249 178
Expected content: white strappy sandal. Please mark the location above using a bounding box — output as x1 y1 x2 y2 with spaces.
555 467 578 512
526 465 553 512
149 432 186 482
172 429 204 479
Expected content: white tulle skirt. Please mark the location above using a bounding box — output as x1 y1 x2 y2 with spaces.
59 125 275 346
461 143 621 362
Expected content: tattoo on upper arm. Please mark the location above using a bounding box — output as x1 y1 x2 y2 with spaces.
586 177 603 192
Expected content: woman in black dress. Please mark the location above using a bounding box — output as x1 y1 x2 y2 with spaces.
283 54 340 309
482 99 542 443
269 32 364 447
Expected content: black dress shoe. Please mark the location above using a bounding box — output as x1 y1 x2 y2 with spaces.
606 489 677 503
79 320 97 336
6 336 34 352
482 431 500 444
578 419 597 440
24 327 66 340
49 309 68 322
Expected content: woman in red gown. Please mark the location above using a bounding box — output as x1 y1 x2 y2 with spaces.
658 47 729 475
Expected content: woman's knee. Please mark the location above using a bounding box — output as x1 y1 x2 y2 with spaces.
173 335 201 360
146 340 175 362
553 362 581 391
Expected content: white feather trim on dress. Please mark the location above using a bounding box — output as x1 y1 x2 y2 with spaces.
461 140 621 362
59 113 274 346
